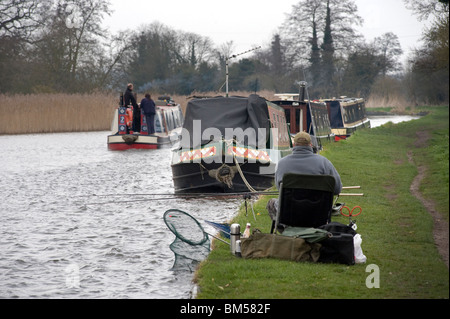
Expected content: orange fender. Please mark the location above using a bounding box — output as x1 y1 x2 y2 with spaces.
126 108 133 128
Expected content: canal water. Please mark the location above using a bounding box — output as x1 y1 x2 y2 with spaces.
0 132 241 298
0 115 419 299
368 114 420 128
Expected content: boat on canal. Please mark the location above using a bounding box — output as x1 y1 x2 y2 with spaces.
171 94 292 193
107 95 183 150
320 97 371 141
271 83 333 152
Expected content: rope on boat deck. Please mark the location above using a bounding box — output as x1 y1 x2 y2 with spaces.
225 139 257 193
194 139 259 193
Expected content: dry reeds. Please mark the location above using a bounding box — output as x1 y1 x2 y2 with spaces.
365 94 411 113
0 92 118 135
365 76 413 113
0 90 277 135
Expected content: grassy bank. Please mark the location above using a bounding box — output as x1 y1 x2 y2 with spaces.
194 106 449 299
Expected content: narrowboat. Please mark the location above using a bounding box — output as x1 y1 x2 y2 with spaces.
271 84 333 152
107 96 183 150
171 94 292 193
321 97 371 141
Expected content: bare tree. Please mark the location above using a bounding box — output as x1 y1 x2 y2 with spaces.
373 32 403 76
280 0 325 67
281 0 362 63
404 0 449 104
28 0 112 91
404 0 448 21
0 0 40 38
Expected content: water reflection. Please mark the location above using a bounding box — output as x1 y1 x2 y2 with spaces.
368 115 421 128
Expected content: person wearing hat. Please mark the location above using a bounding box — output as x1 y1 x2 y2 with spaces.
267 131 343 223
275 131 342 195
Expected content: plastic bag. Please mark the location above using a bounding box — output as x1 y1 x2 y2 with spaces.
353 234 367 263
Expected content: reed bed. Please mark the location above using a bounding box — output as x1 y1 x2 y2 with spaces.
0 92 118 135
365 93 411 112
0 91 277 135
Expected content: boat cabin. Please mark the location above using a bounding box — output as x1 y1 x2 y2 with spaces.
320 97 370 140
271 93 332 151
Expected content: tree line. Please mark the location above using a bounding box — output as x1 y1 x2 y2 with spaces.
1 0 448 105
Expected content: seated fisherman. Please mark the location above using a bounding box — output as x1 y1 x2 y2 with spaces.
267 131 343 221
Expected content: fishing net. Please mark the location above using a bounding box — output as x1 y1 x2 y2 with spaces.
163 209 211 271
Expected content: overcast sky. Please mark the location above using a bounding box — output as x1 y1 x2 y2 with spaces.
103 0 429 64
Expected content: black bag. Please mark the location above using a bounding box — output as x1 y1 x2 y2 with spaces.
318 221 357 236
317 222 356 265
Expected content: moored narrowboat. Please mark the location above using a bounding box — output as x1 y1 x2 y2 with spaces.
107 96 183 150
171 94 292 193
271 84 333 152
321 97 371 141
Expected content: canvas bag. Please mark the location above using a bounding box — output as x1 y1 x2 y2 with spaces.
241 230 321 262
280 226 331 243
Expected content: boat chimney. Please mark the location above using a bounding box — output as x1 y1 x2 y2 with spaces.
298 81 307 102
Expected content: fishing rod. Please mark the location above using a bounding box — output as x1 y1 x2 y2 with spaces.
81 190 279 198
84 190 279 205
84 186 361 200
84 186 362 206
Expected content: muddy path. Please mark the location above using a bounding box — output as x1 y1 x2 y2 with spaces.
408 131 449 268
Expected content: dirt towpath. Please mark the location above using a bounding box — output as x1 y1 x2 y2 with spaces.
408 131 448 268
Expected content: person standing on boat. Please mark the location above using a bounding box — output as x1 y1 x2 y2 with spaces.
267 131 342 220
124 83 140 133
140 93 156 134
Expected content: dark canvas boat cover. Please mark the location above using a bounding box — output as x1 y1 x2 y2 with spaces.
180 94 271 149
327 100 344 128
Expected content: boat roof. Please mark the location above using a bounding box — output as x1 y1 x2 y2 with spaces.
320 97 364 103
180 94 272 149
273 93 299 101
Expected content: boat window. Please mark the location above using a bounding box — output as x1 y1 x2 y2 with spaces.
295 109 300 132
170 112 176 129
165 112 173 131
169 112 175 130
285 109 291 125
165 112 170 131
155 114 164 133
174 110 180 127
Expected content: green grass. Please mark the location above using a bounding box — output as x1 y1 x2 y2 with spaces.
194 106 449 299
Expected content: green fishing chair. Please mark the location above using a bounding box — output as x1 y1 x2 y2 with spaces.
272 173 336 233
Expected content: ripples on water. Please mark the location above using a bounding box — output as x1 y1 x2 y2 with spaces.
0 132 241 298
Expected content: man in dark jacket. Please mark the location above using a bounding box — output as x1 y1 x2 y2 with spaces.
124 83 140 133
140 93 156 134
